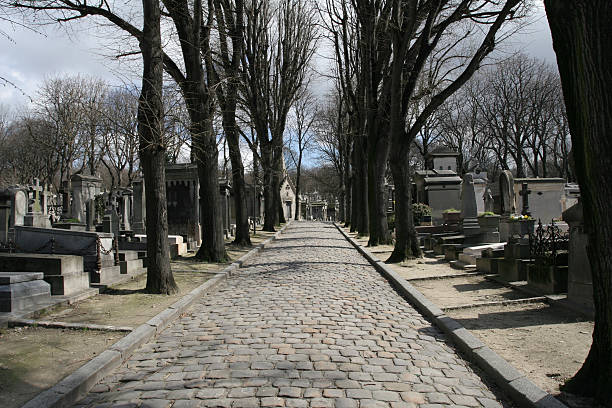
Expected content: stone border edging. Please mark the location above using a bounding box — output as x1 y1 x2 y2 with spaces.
21 221 292 408
333 223 567 408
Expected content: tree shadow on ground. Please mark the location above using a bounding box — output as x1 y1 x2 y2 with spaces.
451 304 590 330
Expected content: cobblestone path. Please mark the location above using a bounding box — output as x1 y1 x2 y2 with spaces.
77 222 508 408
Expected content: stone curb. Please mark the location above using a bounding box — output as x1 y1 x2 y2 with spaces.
21 221 292 408
333 223 567 408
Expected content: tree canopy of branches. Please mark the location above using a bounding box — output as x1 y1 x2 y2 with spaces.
240 0 318 231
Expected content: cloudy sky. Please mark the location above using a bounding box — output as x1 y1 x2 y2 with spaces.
0 1 556 111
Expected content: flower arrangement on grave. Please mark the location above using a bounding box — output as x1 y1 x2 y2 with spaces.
478 211 496 217
443 208 460 213
412 203 432 224
509 214 534 221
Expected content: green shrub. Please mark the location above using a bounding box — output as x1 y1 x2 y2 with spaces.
443 208 460 213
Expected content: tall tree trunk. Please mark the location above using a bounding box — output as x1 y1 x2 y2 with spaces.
545 1 612 403
387 152 421 262
274 144 286 224
140 0 177 294
261 144 276 231
193 117 227 262
367 132 392 246
357 140 369 235
224 115 251 246
295 151 302 220
344 143 352 228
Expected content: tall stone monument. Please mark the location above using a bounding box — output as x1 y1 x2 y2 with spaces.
461 174 480 237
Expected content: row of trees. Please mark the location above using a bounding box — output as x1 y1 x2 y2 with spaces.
319 0 527 262
412 53 571 181
2 0 319 289
0 77 190 189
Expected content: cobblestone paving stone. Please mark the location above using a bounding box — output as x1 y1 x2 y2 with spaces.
75 222 510 408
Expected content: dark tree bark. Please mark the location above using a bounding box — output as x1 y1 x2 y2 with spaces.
140 0 177 294
545 1 612 403
212 0 251 246
388 150 420 261
163 0 227 262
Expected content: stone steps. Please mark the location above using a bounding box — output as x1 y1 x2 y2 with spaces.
449 260 477 271
0 272 52 313
0 253 90 296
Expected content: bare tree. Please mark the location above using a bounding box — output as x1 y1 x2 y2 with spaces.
286 89 317 220
99 87 140 188
9 0 227 262
210 0 251 246
139 0 177 294
240 0 318 231
314 86 352 223
386 0 525 262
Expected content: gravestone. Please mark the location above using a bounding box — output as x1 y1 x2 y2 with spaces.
499 170 515 215
24 179 51 228
0 272 52 313
460 174 480 237
0 192 11 244
86 199 96 231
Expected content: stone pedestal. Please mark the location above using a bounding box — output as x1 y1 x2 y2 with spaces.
24 212 51 228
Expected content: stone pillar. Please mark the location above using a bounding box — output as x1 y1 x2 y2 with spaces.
86 199 96 232
121 190 132 231
132 179 146 234
0 203 9 243
461 174 480 237
563 201 593 315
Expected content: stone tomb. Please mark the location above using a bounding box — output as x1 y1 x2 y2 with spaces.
70 174 103 224
0 272 52 313
13 226 120 286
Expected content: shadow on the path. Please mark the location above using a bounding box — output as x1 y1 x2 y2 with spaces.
245 260 370 269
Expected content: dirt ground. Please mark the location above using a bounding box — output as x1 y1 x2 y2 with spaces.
411 275 528 307
341 226 595 405
450 302 592 394
0 326 122 408
0 227 280 408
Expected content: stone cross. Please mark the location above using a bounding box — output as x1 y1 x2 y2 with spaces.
30 178 43 213
519 182 532 217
